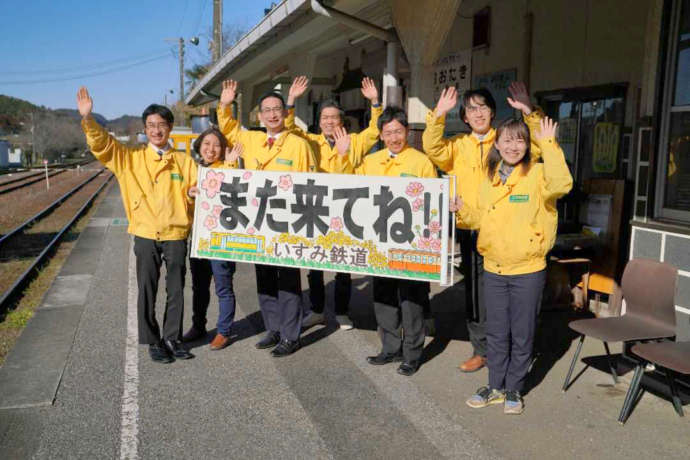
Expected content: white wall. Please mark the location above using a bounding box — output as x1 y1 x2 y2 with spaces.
436 0 651 126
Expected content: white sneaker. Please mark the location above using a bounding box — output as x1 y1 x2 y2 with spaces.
336 314 354 331
302 312 326 329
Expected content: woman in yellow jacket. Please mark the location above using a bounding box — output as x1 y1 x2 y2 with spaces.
184 128 241 351
454 117 573 414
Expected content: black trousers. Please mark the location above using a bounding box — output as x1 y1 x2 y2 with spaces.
189 257 212 330
307 270 352 315
255 264 303 341
459 229 486 357
485 269 546 393
373 277 430 363
133 237 187 344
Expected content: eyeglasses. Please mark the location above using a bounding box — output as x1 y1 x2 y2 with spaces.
320 115 341 122
260 106 284 114
145 122 170 130
381 129 406 137
465 105 491 114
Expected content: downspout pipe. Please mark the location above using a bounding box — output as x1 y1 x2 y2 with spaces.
310 0 398 43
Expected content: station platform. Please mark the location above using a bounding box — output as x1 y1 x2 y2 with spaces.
0 182 687 459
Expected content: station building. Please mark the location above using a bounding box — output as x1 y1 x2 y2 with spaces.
186 0 690 339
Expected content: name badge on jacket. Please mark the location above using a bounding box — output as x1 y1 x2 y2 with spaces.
509 194 529 203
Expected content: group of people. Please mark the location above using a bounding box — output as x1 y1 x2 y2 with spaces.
76 71 571 414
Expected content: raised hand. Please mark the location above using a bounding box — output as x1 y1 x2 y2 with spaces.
361 77 379 105
535 117 558 141
449 195 463 213
507 81 533 115
434 86 458 117
76 87 93 118
333 126 351 157
220 80 238 107
287 76 309 106
225 143 244 164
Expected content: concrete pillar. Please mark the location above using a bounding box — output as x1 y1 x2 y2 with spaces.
640 0 664 118
392 0 462 146
383 41 402 108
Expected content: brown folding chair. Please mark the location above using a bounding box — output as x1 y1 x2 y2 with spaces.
618 341 690 424
562 259 677 392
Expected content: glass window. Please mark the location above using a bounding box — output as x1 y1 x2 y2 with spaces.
542 91 625 183
663 112 690 212
673 0 690 105
659 0 690 220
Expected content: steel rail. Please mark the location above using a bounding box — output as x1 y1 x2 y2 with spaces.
0 159 96 190
0 173 114 313
0 169 66 195
0 171 45 187
0 168 106 247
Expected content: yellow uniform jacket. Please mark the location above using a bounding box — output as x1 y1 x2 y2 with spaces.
217 106 314 173
356 145 437 179
422 109 544 229
284 104 383 173
81 116 197 241
457 137 573 275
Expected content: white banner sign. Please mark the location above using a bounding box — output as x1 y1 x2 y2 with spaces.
191 167 453 285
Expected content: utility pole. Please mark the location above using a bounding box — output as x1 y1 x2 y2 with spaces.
30 112 37 165
164 36 198 125
178 37 185 102
212 0 223 62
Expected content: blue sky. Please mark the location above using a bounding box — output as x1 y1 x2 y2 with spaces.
0 0 268 119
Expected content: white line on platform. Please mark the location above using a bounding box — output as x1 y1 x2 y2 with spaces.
119 238 139 460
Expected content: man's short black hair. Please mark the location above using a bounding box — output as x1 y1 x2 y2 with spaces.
378 106 408 131
142 104 174 126
257 91 285 109
317 99 345 123
460 88 497 122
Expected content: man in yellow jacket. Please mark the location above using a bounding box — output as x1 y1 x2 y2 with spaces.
347 106 436 377
284 75 383 329
217 79 315 357
423 82 544 373
76 87 196 363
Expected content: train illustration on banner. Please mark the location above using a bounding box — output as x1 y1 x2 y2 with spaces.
210 232 266 255
387 249 441 274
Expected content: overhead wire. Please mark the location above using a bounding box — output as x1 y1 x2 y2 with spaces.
3 48 172 75
0 54 170 85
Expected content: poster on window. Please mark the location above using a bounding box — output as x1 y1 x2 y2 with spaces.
433 51 472 129
592 122 620 173
190 167 453 285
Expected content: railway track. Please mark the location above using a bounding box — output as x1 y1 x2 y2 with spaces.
0 170 66 195
0 168 114 313
0 170 44 187
0 159 97 195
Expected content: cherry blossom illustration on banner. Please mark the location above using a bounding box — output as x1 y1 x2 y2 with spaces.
201 170 225 199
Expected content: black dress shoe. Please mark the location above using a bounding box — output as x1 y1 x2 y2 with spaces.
397 361 420 376
255 331 280 349
163 339 194 359
366 351 404 366
149 343 174 363
182 326 206 342
270 339 300 357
